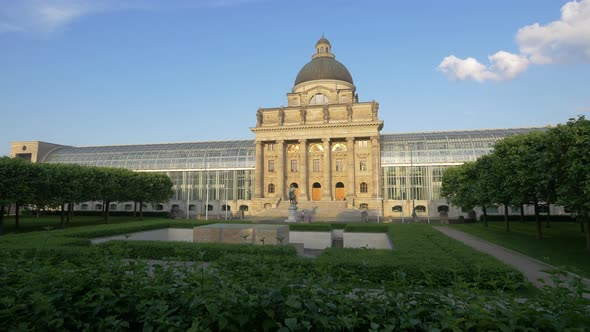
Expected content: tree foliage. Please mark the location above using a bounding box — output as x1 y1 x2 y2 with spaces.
0 158 173 233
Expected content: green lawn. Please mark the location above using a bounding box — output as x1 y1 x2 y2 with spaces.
450 221 590 278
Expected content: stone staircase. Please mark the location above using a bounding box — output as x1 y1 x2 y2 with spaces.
253 200 364 222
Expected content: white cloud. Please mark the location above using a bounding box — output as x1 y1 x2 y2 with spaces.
0 0 259 34
517 0 590 64
438 51 529 82
0 1 119 34
439 0 590 82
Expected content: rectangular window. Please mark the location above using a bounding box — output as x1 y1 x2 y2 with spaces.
290 159 298 172
335 159 343 172
268 160 274 173
358 140 368 148
313 159 320 172
359 158 367 171
267 143 276 151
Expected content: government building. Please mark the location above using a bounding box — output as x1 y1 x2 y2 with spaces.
10 37 552 221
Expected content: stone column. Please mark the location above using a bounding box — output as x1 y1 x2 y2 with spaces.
322 138 332 200
299 139 308 201
276 140 285 199
371 136 381 199
254 141 263 198
346 137 356 206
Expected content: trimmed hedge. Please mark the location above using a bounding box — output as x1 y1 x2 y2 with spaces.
26 210 171 218
99 240 297 261
288 223 332 232
479 215 575 222
343 223 390 233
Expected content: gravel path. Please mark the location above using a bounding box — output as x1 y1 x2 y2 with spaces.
434 226 590 293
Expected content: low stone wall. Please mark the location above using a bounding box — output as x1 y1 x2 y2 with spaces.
193 224 289 246
289 231 332 249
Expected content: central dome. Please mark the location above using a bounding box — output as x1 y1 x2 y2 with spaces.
294 37 354 86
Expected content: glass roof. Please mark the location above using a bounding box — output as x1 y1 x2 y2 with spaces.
44 140 256 170
380 128 545 165
43 127 547 170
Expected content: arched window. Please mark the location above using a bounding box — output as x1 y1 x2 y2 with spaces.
172 204 180 210
124 204 133 211
392 205 402 212
207 204 213 211
437 205 449 213
268 183 275 194
359 203 369 209
331 143 347 152
239 205 249 211
156 204 164 211
312 182 321 189
309 143 324 152
415 205 426 213
95 204 103 211
360 182 368 193
335 182 344 188
81 204 89 210
309 93 329 105
222 205 231 211
109 203 117 211
189 204 196 211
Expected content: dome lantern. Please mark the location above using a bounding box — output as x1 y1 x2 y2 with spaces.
294 36 354 86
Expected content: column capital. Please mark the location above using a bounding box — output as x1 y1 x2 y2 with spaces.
298 138 307 144
277 139 285 145
347 137 355 143
322 137 330 143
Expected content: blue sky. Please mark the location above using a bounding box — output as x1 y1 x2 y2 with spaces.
1 0 589 157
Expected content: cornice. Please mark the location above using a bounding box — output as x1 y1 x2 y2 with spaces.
251 121 384 133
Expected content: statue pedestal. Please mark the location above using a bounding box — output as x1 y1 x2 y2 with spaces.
285 205 298 223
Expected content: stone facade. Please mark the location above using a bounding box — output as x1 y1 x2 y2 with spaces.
250 37 383 213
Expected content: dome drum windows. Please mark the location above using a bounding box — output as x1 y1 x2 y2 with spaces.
309 93 329 105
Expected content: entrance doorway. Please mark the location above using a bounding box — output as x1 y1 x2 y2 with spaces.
312 182 322 201
289 182 299 201
335 182 346 200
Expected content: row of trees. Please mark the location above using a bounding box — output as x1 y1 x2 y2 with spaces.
0 157 173 234
441 116 590 248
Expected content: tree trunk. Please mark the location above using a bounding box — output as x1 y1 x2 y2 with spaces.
545 208 551 228
67 202 73 225
14 202 20 229
534 200 542 240
482 206 488 227
133 201 137 218
104 201 110 224
581 217 586 233
520 203 525 223
585 215 590 251
6 204 11 216
0 205 5 235
60 204 66 228
139 201 144 221
504 204 510 232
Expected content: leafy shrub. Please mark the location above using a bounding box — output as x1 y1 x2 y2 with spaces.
1 253 588 331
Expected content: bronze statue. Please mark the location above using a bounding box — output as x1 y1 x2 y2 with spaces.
288 185 297 206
